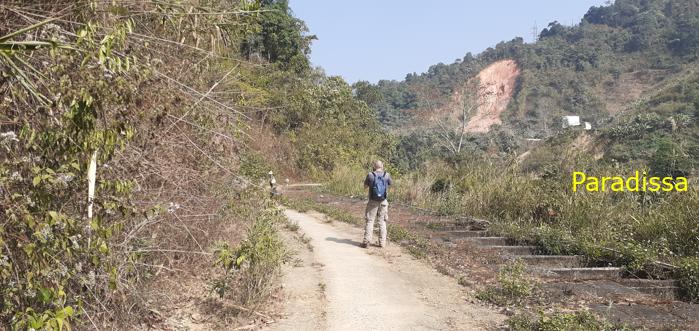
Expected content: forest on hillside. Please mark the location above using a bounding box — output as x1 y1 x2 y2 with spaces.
357 0 699 173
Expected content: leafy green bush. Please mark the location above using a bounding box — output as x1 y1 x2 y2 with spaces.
538 311 620 331
279 196 312 213
507 314 536 331
498 260 534 302
676 257 699 303
477 260 534 306
649 139 692 177
434 189 465 216
212 206 288 304
387 224 410 242
534 226 578 256
617 242 658 274
239 153 271 181
508 311 631 331
430 178 451 193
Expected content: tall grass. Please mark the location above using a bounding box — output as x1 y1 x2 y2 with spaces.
325 165 366 198
322 157 699 300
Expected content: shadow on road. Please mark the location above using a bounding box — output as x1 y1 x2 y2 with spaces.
325 237 363 247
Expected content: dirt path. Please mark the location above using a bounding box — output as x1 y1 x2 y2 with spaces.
267 209 505 331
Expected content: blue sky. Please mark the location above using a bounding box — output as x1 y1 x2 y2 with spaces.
291 1 609 83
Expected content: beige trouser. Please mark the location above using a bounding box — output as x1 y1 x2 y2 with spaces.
364 199 388 246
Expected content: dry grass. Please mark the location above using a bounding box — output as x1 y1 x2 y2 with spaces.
321 156 699 300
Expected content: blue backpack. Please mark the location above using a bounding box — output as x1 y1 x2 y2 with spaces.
370 172 388 201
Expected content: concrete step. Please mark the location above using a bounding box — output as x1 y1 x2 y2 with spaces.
466 237 512 246
540 267 623 281
516 255 585 268
483 245 538 255
618 278 678 288
432 230 489 239
427 225 476 231
618 279 680 300
632 286 679 300
425 219 487 231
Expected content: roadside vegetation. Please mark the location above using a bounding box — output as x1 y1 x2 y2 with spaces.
212 202 289 306
323 153 699 302
507 311 633 331
0 0 384 329
473 260 633 330
476 260 535 306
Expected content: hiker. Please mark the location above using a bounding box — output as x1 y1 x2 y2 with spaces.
268 171 280 199
362 160 392 248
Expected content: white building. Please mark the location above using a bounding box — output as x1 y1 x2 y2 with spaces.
562 116 581 128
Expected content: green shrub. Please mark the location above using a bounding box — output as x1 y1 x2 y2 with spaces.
476 260 533 306
534 226 578 256
499 260 534 302
649 139 692 177
212 206 288 304
507 314 537 331
508 311 628 331
387 224 410 242
430 178 451 193
285 220 300 232
280 196 311 212
239 153 271 181
676 257 699 303
618 242 658 274
457 276 472 287
434 189 465 216
538 310 622 331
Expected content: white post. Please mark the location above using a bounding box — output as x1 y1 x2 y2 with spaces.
87 150 98 219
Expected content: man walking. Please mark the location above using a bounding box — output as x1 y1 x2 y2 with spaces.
268 171 280 199
362 160 392 248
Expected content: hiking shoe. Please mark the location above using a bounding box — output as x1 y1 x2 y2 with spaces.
360 242 368 248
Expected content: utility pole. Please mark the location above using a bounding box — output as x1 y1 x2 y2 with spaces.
531 21 538 43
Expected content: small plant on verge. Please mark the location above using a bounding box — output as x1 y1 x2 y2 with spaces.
477 259 534 306
212 207 289 305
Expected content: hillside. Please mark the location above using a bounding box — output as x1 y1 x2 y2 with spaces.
357 0 699 170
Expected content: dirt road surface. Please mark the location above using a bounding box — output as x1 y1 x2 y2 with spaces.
267 209 505 331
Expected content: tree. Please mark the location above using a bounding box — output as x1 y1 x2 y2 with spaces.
650 139 692 177
429 80 490 157
241 0 316 71
668 14 699 55
353 81 384 107
539 21 567 39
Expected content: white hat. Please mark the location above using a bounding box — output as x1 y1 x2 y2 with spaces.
268 171 274 175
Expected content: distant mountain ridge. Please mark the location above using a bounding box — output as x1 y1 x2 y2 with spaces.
355 0 698 138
